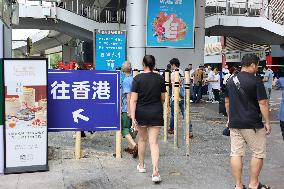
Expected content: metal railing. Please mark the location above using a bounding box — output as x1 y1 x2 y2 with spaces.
205 0 284 25
18 0 126 24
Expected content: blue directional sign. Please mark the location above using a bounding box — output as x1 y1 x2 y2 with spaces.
48 70 120 132
95 30 126 70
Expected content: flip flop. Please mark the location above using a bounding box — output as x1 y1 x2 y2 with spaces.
235 185 247 189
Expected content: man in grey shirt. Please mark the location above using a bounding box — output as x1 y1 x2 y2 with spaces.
263 66 274 100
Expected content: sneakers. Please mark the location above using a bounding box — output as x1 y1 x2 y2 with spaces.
152 174 162 183
168 129 174 135
137 164 146 173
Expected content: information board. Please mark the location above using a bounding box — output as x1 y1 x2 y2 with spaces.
3 59 48 174
48 70 120 132
95 30 126 70
0 23 3 174
147 0 195 48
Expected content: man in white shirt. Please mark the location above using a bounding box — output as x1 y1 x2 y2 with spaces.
207 66 214 102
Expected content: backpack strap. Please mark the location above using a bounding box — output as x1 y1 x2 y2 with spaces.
232 75 248 110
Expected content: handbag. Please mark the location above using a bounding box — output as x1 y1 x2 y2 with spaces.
222 127 230 136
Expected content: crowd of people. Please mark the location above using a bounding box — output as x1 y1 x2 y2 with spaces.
118 54 283 187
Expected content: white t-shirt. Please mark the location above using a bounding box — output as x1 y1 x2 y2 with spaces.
211 74 220 90
189 69 194 80
207 70 214 81
222 68 229 79
171 69 184 100
171 69 184 85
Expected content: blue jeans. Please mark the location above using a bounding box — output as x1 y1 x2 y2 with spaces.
170 100 193 132
193 85 202 103
190 81 194 100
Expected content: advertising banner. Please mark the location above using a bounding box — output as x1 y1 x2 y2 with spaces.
48 70 120 132
147 0 195 48
0 23 4 174
3 59 48 174
95 30 126 70
226 52 241 63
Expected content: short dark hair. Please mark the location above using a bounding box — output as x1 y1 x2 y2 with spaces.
169 58 180 68
241 54 259 67
229 67 236 74
167 63 171 70
143 55 155 70
188 63 192 66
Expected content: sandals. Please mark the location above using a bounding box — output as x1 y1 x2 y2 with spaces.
137 164 146 173
235 185 247 189
152 173 162 183
249 183 271 189
132 144 138 158
123 148 133 154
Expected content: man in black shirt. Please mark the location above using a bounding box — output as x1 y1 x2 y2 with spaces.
225 54 271 189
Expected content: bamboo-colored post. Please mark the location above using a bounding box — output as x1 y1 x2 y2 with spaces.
184 68 191 147
154 68 159 74
133 69 139 77
164 70 170 142
116 68 122 159
75 131 81 159
174 69 180 148
115 131 122 159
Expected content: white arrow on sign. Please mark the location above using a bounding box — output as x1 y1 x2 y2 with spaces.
72 109 90 123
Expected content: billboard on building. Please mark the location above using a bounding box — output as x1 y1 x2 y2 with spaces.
147 0 195 48
3 59 48 174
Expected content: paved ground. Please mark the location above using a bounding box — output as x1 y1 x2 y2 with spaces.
0 90 283 189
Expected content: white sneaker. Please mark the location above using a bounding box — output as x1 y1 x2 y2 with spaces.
152 174 162 183
137 164 146 173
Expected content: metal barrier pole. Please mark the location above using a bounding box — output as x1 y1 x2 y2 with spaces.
184 69 191 151
133 69 139 77
174 69 179 148
75 131 81 159
164 70 170 142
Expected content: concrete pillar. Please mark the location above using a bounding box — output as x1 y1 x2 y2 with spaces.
126 0 146 69
226 0 231 15
245 0 249 11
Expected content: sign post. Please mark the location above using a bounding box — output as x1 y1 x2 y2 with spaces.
3 59 48 174
147 0 195 48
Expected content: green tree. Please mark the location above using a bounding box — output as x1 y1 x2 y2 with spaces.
50 53 62 69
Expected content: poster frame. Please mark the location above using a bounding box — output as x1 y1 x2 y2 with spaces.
0 21 4 174
2 58 49 174
146 0 196 49
94 29 127 71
